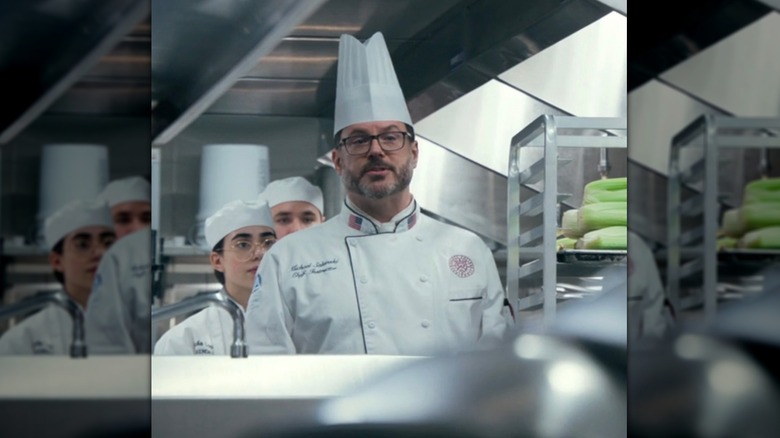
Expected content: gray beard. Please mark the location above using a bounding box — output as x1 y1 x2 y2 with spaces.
342 154 414 199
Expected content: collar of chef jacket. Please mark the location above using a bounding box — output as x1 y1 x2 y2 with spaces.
342 197 419 235
218 287 246 315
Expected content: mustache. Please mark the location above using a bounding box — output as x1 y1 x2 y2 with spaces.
361 158 395 175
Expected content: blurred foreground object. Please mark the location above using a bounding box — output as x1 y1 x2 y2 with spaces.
250 288 627 438
629 291 780 437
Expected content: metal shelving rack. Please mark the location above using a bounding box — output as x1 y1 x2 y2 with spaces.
508 115 627 327
667 115 780 324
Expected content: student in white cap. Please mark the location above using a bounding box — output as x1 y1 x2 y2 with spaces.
154 200 276 355
0 200 115 354
261 176 325 239
245 32 512 356
98 176 151 239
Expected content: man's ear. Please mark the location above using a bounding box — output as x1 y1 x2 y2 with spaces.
331 148 342 174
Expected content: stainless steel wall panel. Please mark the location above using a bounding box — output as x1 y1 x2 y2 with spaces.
498 12 627 119
660 12 780 118
414 80 568 176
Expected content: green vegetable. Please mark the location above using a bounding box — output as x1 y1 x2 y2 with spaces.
578 202 627 232
575 226 627 249
582 177 627 204
561 209 583 238
557 237 577 251
738 203 780 231
743 178 780 204
738 226 780 249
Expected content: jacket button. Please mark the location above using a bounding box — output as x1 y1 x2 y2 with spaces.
367 322 376 329
419 276 428 283
421 320 431 328
360 276 368 284
348 240 357 247
415 236 423 242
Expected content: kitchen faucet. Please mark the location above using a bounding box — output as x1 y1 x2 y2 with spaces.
151 290 247 358
0 291 87 358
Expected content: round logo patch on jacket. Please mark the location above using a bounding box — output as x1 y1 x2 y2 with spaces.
449 255 475 278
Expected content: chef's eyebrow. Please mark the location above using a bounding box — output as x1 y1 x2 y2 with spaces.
345 124 404 136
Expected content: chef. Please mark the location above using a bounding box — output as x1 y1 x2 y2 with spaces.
0 200 115 354
245 32 512 356
260 176 325 239
98 176 151 239
154 200 276 355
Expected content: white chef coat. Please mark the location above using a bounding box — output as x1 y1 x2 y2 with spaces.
85 228 152 354
153 289 244 355
0 296 78 355
245 199 512 355
628 232 674 340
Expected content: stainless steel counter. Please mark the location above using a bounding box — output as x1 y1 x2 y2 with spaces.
152 355 424 399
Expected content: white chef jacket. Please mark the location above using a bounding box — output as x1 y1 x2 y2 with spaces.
245 199 512 355
154 289 244 355
0 296 78 355
85 228 152 354
628 232 674 340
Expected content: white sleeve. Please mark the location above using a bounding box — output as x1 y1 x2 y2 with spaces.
0 325 35 355
244 251 296 355
638 261 670 339
477 243 512 350
85 233 152 354
628 232 671 340
153 324 196 355
85 249 135 354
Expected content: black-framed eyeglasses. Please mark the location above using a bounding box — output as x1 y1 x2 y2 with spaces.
224 238 276 262
339 131 412 155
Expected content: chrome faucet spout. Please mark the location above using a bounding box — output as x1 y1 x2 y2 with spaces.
0 291 86 358
152 291 246 358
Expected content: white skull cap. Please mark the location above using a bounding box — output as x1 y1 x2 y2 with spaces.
205 199 274 250
99 176 151 207
333 32 412 135
44 199 113 249
260 177 324 213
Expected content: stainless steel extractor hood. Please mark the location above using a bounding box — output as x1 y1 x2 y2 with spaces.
151 0 628 248
0 0 151 144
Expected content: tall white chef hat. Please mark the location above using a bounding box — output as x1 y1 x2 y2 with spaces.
260 177 324 214
333 32 412 135
205 199 275 250
99 176 151 207
44 199 114 249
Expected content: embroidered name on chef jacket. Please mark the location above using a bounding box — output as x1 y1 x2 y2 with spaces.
290 258 340 279
193 340 215 355
32 340 55 354
131 263 150 278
